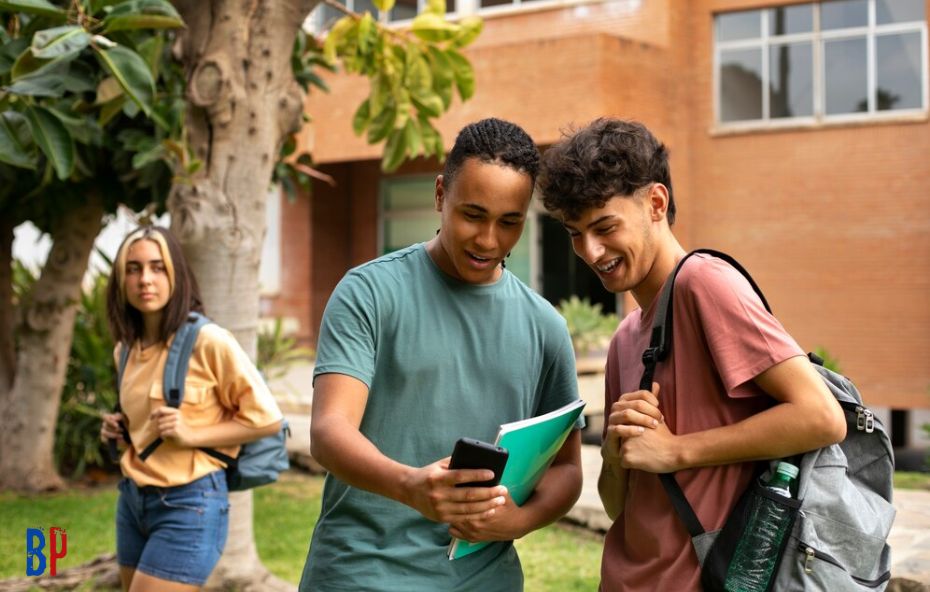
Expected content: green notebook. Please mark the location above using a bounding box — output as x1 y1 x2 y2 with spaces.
447 398 586 560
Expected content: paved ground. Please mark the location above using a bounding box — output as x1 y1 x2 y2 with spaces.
272 365 930 586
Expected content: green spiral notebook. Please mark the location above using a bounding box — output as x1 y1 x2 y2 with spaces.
447 398 586 560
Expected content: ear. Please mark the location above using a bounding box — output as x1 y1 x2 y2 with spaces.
434 175 445 213
647 183 670 222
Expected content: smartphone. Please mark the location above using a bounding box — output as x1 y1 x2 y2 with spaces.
449 437 509 488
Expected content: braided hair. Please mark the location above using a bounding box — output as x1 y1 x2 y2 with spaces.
443 118 540 188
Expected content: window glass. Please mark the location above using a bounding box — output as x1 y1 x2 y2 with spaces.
384 216 437 253
876 32 923 110
876 0 925 24
769 42 814 118
354 0 379 15
719 48 763 121
716 10 762 41
824 37 868 114
313 0 345 32
769 4 814 35
480 0 512 8
389 0 418 20
384 178 436 210
821 0 868 29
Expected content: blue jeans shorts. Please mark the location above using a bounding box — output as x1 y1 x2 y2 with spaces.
116 471 230 585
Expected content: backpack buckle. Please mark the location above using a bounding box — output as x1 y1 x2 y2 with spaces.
642 347 658 366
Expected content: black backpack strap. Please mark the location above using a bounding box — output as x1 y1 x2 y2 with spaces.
138 312 211 461
108 343 134 463
643 249 772 537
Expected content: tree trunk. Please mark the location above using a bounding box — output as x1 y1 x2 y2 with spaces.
168 1 317 588
0 196 104 491
0 218 14 392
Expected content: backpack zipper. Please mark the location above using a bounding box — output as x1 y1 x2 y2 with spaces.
798 544 890 587
855 406 875 433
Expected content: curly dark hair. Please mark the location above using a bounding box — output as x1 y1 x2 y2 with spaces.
443 118 540 187
538 118 676 224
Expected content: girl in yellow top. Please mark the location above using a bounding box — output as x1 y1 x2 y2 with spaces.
99 226 283 592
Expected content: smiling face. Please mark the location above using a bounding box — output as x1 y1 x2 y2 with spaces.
562 185 665 299
428 158 533 285
123 239 172 319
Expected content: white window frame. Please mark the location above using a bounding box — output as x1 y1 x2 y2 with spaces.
713 0 928 130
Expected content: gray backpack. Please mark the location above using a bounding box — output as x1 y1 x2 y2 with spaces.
640 250 895 591
112 312 290 491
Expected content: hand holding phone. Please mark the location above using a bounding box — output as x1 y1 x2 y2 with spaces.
449 437 509 488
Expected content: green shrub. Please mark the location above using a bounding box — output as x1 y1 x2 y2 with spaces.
257 317 315 380
556 296 620 356
56 269 118 478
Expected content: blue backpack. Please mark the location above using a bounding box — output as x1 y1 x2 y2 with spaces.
111 312 290 491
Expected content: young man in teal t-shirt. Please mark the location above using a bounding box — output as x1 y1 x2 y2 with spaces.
299 118 583 591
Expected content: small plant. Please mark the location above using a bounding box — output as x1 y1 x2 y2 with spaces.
257 318 315 381
812 347 842 373
56 267 118 478
556 296 620 356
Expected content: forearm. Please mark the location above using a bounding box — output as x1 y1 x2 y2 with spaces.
514 460 582 536
676 401 843 469
598 457 628 521
189 418 282 448
310 415 414 505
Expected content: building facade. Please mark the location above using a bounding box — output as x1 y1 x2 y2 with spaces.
264 0 930 446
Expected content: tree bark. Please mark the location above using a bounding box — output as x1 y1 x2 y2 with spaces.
0 196 104 491
168 1 318 588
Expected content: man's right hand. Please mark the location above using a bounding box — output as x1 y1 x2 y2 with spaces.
401 456 507 524
603 382 663 461
100 412 127 445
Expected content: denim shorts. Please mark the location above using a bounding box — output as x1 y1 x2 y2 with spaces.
116 471 230 585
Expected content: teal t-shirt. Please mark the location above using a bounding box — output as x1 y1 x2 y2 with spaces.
299 243 580 592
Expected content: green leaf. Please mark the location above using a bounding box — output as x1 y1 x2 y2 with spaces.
411 90 443 117
31 26 91 59
352 98 370 136
102 0 184 33
0 37 30 77
11 47 78 81
372 0 395 13
367 104 395 144
402 117 421 156
323 17 356 64
94 45 155 118
404 45 432 92
5 73 68 96
49 108 102 146
24 105 73 180
445 49 475 100
136 34 164 79
411 13 458 42
451 16 482 49
97 95 125 126
425 0 446 15
0 111 37 169
381 127 407 172
357 12 374 54
0 0 67 19
95 76 123 104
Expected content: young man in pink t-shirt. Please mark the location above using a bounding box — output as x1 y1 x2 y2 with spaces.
538 119 847 591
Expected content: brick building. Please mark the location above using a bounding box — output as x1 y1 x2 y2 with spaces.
263 0 930 448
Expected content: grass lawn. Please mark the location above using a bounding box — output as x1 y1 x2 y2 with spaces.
0 471 601 590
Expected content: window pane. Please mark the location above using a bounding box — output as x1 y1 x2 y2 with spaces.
384 177 436 210
822 0 868 29
312 0 345 32
481 0 512 8
507 229 532 286
768 4 813 36
719 48 763 121
716 10 761 41
824 37 868 114
389 0 418 20
354 0 379 15
770 42 814 118
876 0 925 24
384 216 437 253
876 33 923 110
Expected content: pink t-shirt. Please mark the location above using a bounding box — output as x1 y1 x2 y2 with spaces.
600 254 804 592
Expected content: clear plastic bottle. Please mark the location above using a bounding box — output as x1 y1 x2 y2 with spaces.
724 462 799 592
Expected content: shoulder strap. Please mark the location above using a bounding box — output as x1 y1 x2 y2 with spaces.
108 343 134 463
138 312 211 461
642 249 772 538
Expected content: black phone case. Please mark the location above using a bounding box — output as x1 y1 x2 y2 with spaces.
450 437 509 487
